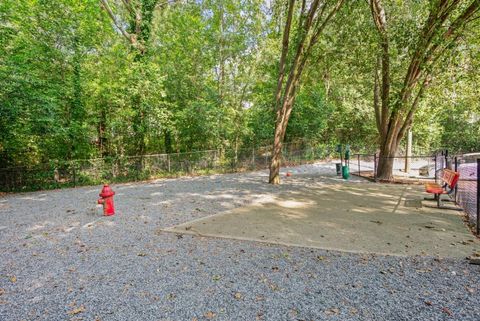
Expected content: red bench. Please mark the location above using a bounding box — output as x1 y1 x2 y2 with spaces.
424 169 460 209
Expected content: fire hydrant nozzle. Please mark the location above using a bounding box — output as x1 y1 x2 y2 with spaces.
98 184 115 216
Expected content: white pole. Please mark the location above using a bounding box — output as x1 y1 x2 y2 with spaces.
404 129 412 173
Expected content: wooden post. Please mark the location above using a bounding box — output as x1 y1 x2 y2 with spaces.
167 154 171 173
373 153 377 180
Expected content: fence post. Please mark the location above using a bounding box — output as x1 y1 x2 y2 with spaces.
252 147 255 169
476 158 479 235
434 154 438 182
167 154 171 173
454 156 458 204
73 164 76 187
373 153 377 180
357 154 360 176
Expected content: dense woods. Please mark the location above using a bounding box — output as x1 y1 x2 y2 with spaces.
1 0 479 182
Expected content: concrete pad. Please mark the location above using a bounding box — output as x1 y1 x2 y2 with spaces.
165 181 480 257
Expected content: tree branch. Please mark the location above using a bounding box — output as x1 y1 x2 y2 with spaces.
398 76 430 140
369 0 390 135
373 54 382 134
100 0 135 44
274 0 296 112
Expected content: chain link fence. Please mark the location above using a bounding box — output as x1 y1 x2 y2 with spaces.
352 154 438 181
2 142 478 234
451 154 479 234
352 150 479 235
0 141 340 192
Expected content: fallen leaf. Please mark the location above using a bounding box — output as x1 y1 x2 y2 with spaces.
416 268 432 273
68 305 85 315
442 307 453 316
0 289 5 296
137 253 147 257
234 292 242 300
10 276 16 283
204 311 215 319
325 308 340 315
425 301 433 306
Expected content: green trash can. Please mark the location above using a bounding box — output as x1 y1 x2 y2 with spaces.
342 165 350 179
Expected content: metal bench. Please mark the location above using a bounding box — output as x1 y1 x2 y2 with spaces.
424 169 460 209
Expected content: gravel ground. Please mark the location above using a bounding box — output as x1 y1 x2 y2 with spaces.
1 162 479 321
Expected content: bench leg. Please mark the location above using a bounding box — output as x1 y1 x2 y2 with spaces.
424 194 463 211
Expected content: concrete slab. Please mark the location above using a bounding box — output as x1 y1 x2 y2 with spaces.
165 180 480 257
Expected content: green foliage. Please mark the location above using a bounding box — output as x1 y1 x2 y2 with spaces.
0 0 478 176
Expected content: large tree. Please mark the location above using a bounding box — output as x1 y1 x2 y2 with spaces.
369 0 480 180
269 0 345 184
100 0 163 155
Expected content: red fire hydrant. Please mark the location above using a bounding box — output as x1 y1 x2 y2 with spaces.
98 184 115 216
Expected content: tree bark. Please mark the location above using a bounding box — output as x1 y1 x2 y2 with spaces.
370 0 479 180
269 0 345 184
377 139 397 181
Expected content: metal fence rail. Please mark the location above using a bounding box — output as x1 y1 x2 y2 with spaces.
451 155 479 235
2 143 478 235
0 142 339 192
352 151 479 235
431 151 479 235
352 154 437 181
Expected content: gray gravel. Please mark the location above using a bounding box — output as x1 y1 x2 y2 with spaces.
1 163 479 321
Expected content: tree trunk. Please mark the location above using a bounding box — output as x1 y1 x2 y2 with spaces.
376 147 395 181
369 0 480 180
269 129 283 184
268 0 345 185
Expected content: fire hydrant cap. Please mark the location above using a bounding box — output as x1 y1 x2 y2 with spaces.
99 184 115 198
